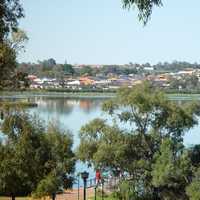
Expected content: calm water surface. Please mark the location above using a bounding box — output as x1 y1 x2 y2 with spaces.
1 95 200 177
27 96 200 146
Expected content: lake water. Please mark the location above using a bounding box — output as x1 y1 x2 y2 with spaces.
1 95 200 179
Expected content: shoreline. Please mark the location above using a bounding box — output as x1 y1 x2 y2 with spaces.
0 91 116 99
0 91 200 100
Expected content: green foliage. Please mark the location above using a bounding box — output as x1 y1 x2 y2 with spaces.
122 0 163 25
78 82 200 199
113 180 139 200
170 75 200 91
12 71 30 89
0 0 24 41
38 58 57 71
0 1 27 90
189 145 200 167
33 174 61 198
63 64 75 75
186 168 200 200
0 111 75 198
0 42 17 89
80 66 94 76
152 139 191 199
9 29 29 55
0 29 28 90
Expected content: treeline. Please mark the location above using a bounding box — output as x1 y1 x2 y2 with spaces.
18 59 138 78
18 60 200 78
153 61 200 72
167 74 200 93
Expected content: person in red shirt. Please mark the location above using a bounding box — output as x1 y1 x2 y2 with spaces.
95 169 101 187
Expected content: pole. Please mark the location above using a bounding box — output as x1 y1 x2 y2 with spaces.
94 186 97 200
52 192 56 200
83 179 87 200
78 178 80 200
101 179 104 200
81 171 89 200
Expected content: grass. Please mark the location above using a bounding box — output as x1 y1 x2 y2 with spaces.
0 90 116 99
2 90 200 100
0 196 115 200
88 197 116 200
0 197 50 200
0 101 38 108
0 198 30 200
88 194 117 200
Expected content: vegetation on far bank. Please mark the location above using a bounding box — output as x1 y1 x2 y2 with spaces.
0 102 37 109
2 89 200 100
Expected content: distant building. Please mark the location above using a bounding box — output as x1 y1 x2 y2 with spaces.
144 67 154 71
177 69 195 76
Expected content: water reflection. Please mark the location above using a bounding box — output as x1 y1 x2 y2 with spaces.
31 97 104 114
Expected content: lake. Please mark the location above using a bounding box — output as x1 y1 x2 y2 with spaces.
1 94 200 179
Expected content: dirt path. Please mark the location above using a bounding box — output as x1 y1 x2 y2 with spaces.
56 188 94 200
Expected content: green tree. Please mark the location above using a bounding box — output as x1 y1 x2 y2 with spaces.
80 66 93 76
152 139 191 199
12 71 30 89
113 180 138 200
0 0 28 89
189 145 200 167
63 64 75 75
78 82 200 199
186 168 200 200
0 141 28 200
0 0 24 41
0 42 17 89
0 111 75 199
9 29 29 54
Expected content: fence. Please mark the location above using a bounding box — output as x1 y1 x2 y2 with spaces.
55 177 121 200
0 177 121 200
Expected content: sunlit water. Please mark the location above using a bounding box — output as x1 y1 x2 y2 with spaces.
1 95 200 182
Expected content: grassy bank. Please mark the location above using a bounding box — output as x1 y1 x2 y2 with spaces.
0 101 38 108
1 90 200 100
0 91 116 99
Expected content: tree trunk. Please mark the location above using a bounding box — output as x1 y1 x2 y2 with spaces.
11 195 15 200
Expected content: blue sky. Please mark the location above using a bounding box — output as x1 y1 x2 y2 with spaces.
19 0 200 65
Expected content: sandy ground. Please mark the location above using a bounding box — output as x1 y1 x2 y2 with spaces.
56 188 95 200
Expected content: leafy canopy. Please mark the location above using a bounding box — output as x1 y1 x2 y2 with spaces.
0 110 75 198
186 168 200 200
78 82 200 199
0 42 17 89
0 0 24 41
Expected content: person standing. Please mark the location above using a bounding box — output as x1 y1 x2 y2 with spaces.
95 169 101 187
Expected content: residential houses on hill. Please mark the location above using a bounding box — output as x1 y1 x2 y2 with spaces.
28 68 200 91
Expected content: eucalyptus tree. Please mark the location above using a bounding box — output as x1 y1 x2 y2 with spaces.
186 167 200 200
78 82 200 199
0 42 17 88
0 111 75 199
0 0 24 41
9 29 29 54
